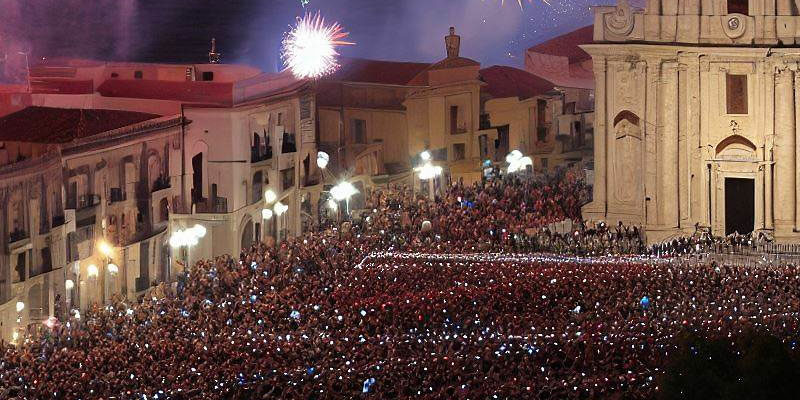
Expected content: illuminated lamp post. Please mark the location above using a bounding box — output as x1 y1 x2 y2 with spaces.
330 181 358 222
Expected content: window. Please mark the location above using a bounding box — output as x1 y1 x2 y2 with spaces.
202 71 214 81
281 168 295 191
727 0 749 14
134 70 143 79
110 72 119 78
574 121 584 147
450 106 459 134
452 143 466 161
726 74 748 114
541 158 549 170
352 119 367 144
537 99 547 125
563 102 576 115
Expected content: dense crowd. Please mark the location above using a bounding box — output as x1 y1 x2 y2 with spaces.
1 167 799 399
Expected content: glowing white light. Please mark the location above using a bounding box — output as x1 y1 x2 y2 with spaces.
65 279 74 291
506 150 533 174
190 224 207 238
262 208 274 220
107 263 119 274
97 240 113 257
420 150 431 162
274 201 289 216
12 332 19 342
317 151 330 169
15 301 24 313
327 199 338 210
331 181 358 201
282 12 353 79
87 265 99 278
416 162 443 180
264 189 277 204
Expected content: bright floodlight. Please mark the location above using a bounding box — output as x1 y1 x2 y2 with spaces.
506 150 533 174
15 301 24 313
274 201 289 216
65 279 74 291
282 12 353 79
420 150 431 162
505 150 523 164
417 163 443 180
87 264 99 278
262 208 274 220
97 240 113 258
190 224 207 238
264 189 277 204
331 181 358 201
317 151 330 169
107 263 119 274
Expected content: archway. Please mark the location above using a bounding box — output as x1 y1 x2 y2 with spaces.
241 219 254 250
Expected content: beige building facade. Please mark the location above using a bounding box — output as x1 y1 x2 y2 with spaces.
583 0 800 242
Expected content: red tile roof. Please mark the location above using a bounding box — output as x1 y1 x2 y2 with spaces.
0 106 160 143
97 79 233 105
527 26 594 64
327 58 430 85
480 66 555 100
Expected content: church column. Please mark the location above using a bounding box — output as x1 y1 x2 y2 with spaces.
660 62 680 228
774 66 796 232
794 71 800 230
645 59 661 226
591 57 608 218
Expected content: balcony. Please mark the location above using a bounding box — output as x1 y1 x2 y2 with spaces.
109 188 127 204
281 133 297 154
52 215 65 228
66 194 101 210
8 228 29 245
251 146 273 164
194 196 228 214
152 176 171 193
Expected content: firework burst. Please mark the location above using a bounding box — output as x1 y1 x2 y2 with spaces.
282 12 353 79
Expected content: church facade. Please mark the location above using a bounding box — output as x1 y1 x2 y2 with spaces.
583 0 800 242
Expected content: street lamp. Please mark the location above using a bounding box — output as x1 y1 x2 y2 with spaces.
262 208 274 220
264 189 277 204
317 151 330 169
331 181 358 221
15 301 24 313
169 224 206 272
415 152 442 200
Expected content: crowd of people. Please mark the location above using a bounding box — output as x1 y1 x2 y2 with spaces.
1 166 799 399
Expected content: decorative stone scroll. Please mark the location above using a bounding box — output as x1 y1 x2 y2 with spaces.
605 0 635 37
722 14 747 39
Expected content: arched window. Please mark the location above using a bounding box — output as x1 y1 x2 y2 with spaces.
252 171 263 204
159 198 169 222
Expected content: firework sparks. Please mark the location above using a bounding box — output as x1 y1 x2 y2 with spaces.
484 0 551 9
282 12 353 79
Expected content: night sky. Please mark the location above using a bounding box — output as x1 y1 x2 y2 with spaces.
0 0 642 80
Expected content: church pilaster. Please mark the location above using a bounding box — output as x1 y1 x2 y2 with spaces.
774 65 796 233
